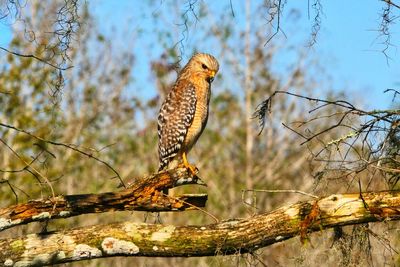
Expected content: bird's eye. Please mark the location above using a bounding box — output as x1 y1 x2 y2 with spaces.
201 63 208 70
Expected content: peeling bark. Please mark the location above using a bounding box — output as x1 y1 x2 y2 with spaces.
1 191 400 266
0 168 207 232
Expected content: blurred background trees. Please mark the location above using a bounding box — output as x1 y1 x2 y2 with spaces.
0 0 399 266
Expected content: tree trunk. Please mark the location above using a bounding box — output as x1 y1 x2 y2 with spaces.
1 191 399 266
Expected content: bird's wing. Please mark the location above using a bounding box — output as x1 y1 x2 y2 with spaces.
158 80 197 170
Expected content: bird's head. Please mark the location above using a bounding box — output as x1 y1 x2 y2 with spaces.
185 53 219 83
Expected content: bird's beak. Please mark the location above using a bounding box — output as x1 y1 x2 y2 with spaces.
209 70 216 82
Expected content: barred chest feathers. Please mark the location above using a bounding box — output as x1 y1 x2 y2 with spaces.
183 83 211 151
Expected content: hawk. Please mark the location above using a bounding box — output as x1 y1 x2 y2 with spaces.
157 53 219 175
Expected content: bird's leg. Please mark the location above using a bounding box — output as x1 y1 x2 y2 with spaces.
182 152 198 175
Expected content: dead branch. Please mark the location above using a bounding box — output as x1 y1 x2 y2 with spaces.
1 190 400 266
254 90 400 189
264 0 285 46
0 122 126 188
382 0 400 9
0 168 207 232
0 47 72 71
253 90 398 134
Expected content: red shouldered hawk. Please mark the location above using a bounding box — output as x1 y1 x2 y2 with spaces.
158 53 219 175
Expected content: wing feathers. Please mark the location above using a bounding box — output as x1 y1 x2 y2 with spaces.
158 80 197 170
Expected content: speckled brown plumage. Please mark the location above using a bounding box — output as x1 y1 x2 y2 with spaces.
158 53 219 172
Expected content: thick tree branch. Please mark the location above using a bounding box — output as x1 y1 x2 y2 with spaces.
1 191 400 266
0 168 207 232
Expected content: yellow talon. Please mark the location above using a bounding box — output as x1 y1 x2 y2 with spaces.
182 152 198 175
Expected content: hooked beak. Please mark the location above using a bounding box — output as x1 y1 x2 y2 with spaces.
208 70 216 83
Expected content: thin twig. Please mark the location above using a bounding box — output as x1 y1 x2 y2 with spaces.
165 193 219 223
0 138 55 199
382 0 400 9
264 0 285 46
0 46 72 71
229 0 235 17
0 122 125 188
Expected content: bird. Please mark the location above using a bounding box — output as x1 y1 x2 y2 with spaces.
157 53 219 178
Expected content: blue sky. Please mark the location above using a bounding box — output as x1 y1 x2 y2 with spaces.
314 1 399 109
91 0 400 110
0 1 399 110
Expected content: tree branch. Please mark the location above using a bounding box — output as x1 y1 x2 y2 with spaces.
0 47 72 71
1 191 400 266
382 0 400 10
0 168 207 232
0 122 126 188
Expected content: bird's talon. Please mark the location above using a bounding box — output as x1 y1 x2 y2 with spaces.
187 165 199 176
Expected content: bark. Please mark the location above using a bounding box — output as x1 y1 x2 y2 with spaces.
1 191 400 266
0 168 207 232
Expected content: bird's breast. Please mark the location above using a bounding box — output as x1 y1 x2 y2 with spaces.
183 87 210 151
